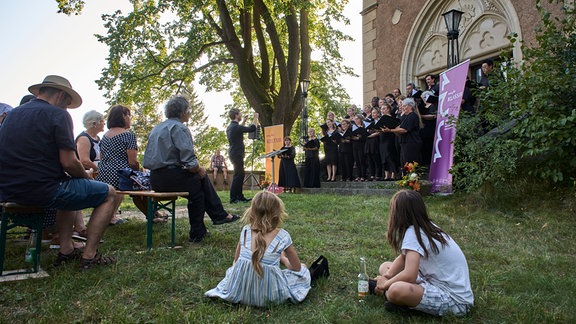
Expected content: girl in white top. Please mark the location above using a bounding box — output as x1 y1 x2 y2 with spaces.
374 190 474 316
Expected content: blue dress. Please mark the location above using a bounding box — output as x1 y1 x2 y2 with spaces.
205 225 311 307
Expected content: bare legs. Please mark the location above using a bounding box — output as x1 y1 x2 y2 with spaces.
326 164 337 181
376 260 424 307
58 185 116 259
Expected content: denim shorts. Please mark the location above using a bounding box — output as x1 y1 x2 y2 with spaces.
47 178 110 211
412 279 471 316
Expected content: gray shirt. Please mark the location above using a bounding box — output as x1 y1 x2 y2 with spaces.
143 117 198 171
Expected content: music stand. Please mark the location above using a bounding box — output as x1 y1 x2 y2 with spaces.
258 148 288 193
244 126 261 191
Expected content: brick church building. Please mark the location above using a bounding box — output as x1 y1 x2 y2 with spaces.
360 0 565 102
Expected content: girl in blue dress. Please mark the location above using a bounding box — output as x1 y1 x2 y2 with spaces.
205 191 311 307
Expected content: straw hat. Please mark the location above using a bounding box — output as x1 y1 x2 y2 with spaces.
28 75 82 108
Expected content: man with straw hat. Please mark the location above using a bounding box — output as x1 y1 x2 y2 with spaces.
0 75 117 270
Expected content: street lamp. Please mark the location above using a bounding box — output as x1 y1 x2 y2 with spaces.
442 9 464 68
299 79 310 145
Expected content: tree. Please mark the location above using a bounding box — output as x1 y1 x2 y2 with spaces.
56 0 354 137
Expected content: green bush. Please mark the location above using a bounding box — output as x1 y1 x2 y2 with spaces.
453 0 576 191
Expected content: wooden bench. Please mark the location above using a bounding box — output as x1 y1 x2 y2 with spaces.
116 191 188 250
0 203 47 279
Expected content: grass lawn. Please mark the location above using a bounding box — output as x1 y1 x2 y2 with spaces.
1 190 575 323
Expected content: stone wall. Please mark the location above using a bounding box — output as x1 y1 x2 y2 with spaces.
207 170 265 191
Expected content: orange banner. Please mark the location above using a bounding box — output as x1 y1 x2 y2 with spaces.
263 124 284 185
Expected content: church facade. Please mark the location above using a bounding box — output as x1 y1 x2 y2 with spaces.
361 0 565 102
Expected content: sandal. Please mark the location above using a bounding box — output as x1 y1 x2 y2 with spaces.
53 248 83 267
153 216 168 223
72 229 88 241
109 217 127 226
79 252 117 270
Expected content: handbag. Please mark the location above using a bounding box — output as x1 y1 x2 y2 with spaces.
309 255 330 282
117 168 151 191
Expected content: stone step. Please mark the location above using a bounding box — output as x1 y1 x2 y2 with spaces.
320 180 398 189
297 179 399 196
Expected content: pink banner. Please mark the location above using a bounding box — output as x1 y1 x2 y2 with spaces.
429 59 470 194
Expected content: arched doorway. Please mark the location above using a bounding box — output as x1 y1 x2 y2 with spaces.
400 0 523 88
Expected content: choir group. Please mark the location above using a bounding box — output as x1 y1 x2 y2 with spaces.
312 84 439 183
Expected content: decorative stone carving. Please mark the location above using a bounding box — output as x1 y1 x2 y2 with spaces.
461 15 509 58
483 0 498 12
416 36 446 73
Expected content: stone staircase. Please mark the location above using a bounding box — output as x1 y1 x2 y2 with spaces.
299 179 398 196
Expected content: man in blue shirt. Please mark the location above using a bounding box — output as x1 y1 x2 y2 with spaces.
0 75 117 270
226 108 258 204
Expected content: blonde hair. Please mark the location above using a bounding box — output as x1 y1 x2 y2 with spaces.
242 191 287 277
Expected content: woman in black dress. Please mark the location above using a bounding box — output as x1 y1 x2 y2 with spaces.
382 98 423 169
378 103 400 180
365 108 383 181
320 119 340 182
303 129 321 188
351 114 368 181
338 119 354 182
278 137 301 191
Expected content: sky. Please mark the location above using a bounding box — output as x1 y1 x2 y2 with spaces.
0 0 362 135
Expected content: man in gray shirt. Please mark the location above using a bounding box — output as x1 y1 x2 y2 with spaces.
143 96 238 243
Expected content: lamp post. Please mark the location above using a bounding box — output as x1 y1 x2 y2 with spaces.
442 9 464 69
299 79 310 145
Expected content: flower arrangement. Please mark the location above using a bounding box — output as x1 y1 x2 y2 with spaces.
397 162 423 191
260 173 272 189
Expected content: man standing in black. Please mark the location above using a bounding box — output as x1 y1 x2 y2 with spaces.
226 108 258 204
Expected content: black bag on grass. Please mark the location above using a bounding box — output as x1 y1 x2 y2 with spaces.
309 255 330 282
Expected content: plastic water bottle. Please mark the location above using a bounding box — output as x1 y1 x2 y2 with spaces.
358 257 369 301
24 230 37 264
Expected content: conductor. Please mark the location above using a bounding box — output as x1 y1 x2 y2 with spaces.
226 108 259 204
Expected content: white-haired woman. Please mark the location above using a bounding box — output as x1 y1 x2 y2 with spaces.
71 110 105 239
382 98 423 169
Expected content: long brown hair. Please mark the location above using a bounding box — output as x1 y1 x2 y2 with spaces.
386 190 447 257
242 191 287 277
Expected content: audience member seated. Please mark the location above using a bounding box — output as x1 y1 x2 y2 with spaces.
71 110 106 240
210 149 228 185
96 105 153 224
205 191 311 306
0 75 116 270
373 190 473 316
143 96 239 243
0 103 13 126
